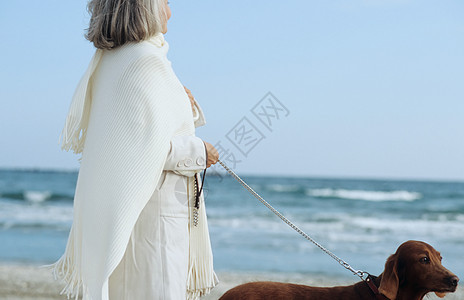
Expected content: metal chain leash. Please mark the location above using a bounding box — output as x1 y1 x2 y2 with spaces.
217 159 367 281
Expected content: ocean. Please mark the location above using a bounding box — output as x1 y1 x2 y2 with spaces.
0 169 463 280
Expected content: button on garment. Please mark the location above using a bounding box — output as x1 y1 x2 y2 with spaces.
184 158 193 167
196 157 205 166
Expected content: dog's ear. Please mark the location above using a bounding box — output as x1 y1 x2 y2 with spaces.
379 253 399 300
435 292 447 298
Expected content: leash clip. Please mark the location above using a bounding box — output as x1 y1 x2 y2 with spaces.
357 270 369 281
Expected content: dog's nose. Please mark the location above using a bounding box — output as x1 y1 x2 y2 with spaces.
449 276 459 287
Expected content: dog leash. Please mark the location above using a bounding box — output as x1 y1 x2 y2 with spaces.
218 160 392 299
217 159 368 281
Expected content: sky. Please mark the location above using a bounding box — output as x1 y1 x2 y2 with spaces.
0 0 463 181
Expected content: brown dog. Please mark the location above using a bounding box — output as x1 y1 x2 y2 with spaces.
219 240 459 300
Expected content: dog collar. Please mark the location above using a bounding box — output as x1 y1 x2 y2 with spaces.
366 275 390 300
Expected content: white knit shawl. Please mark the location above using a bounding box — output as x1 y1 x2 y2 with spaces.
49 32 217 300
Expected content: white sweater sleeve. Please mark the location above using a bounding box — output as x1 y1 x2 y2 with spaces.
164 135 207 177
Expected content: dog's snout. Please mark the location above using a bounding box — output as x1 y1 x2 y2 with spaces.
449 276 459 287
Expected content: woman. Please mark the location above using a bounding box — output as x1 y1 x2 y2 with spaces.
49 0 219 299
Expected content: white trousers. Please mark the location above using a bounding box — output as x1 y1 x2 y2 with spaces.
108 171 191 300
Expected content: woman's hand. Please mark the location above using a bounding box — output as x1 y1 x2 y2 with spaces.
183 86 196 113
203 141 219 168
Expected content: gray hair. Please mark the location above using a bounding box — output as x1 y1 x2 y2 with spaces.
86 0 167 50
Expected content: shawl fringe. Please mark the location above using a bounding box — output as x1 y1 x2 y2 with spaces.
187 177 219 300
41 226 88 300
59 50 103 154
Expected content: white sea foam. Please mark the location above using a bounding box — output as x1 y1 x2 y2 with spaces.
267 184 300 192
305 188 421 202
24 190 52 203
267 184 300 193
0 200 73 229
209 211 464 245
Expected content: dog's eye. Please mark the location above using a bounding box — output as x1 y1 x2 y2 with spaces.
420 257 430 264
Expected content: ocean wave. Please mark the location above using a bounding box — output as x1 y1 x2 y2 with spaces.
0 200 73 230
209 213 464 244
254 184 423 202
266 184 301 193
0 221 71 231
0 191 74 202
24 191 52 203
209 216 464 257
350 217 464 239
305 189 421 202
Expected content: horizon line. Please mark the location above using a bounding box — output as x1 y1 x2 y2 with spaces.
1 167 463 184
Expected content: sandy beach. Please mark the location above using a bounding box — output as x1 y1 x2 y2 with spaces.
0 263 462 300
